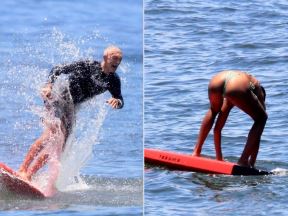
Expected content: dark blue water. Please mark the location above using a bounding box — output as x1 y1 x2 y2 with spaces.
145 0 288 215
0 0 142 215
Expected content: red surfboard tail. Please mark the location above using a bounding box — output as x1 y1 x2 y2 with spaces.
145 148 271 176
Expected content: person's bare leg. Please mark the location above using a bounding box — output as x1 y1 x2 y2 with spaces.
213 99 233 160
226 90 267 167
249 143 260 167
26 153 49 181
18 129 52 177
193 89 223 156
22 120 67 180
239 118 266 167
193 108 217 156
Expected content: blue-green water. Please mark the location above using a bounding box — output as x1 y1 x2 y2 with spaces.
0 0 143 215
145 0 288 215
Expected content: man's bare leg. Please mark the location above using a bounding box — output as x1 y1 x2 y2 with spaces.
26 153 49 181
18 129 52 180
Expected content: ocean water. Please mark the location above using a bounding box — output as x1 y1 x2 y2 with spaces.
0 0 143 215
145 0 288 215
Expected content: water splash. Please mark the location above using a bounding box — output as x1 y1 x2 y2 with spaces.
30 93 109 196
50 27 81 63
271 168 288 176
56 94 108 192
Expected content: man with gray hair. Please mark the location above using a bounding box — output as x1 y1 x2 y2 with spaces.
19 46 124 182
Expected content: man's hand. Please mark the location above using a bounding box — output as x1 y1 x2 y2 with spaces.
106 98 121 109
41 83 53 100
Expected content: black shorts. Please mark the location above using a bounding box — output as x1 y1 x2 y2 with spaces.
43 87 75 141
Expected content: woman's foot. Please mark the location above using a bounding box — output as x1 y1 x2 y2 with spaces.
192 152 200 157
237 160 250 168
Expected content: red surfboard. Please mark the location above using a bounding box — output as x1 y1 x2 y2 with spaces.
145 148 272 175
0 163 45 198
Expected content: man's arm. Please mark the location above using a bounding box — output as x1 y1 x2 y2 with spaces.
48 65 63 84
44 62 82 99
48 60 87 83
107 97 123 109
41 83 53 100
108 74 124 109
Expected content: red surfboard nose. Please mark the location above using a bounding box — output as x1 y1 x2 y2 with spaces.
0 163 45 198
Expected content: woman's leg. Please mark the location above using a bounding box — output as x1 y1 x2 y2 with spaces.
193 90 223 156
213 99 233 160
193 108 217 156
226 90 267 167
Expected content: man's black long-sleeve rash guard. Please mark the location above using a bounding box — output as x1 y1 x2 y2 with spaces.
48 60 124 108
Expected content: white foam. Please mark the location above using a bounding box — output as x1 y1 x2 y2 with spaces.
271 168 288 176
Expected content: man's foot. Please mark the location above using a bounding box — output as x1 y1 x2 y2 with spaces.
17 171 31 181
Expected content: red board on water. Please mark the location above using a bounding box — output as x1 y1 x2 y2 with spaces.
0 163 45 198
145 148 271 176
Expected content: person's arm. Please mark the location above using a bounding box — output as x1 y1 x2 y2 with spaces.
42 62 79 99
107 74 124 109
47 63 77 83
41 83 53 100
